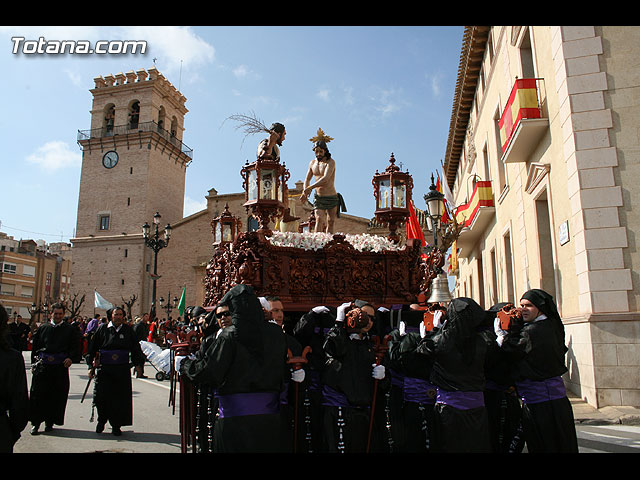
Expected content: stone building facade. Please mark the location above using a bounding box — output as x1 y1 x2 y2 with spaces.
444 26 639 408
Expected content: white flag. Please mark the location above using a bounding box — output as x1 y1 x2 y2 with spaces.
94 289 114 310
440 163 455 208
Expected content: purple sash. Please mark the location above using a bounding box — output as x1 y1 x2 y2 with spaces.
99 349 129 365
404 377 437 404
436 388 485 410
516 376 566 405
322 384 351 408
217 392 280 418
39 352 67 365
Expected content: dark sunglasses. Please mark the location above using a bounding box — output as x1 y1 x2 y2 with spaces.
216 311 231 318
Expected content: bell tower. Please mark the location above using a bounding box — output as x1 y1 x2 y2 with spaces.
71 67 193 316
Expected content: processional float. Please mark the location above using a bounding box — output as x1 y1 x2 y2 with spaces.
172 128 457 453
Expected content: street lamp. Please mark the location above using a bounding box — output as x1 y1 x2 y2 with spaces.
143 211 172 318
423 174 452 304
158 294 178 318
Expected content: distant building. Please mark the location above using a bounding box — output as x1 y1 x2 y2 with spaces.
0 232 71 323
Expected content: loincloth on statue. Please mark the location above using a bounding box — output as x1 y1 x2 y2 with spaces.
314 193 347 218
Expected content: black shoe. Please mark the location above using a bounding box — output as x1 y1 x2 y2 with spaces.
112 426 122 436
30 424 40 435
96 421 105 433
44 424 53 432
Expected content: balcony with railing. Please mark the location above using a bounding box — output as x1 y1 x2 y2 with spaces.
498 78 548 164
454 180 495 257
77 120 193 160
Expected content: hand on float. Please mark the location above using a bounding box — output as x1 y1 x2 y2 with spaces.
494 318 508 346
336 302 352 323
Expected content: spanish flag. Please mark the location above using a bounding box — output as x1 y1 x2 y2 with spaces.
435 173 451 224
498 78 540 153
454 181 494 228
406 200 426 247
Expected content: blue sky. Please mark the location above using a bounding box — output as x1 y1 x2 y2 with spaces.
0 26 464 244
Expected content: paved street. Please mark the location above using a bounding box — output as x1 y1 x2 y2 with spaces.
13 352 181 454
10 352 640 454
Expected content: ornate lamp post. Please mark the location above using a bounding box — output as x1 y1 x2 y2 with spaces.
158 293 178 318
211 203 242 246
423 174 452 304
29 299 49 328
240 153 290 232
372 153 413 243
142 211 172 317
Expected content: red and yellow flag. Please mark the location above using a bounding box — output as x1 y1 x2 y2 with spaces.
498 78 540 153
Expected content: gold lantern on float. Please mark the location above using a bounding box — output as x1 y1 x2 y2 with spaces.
211 203 242 245
240 156 290 233
372 153 413 243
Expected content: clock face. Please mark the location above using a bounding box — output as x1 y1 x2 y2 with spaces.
102 151 119 169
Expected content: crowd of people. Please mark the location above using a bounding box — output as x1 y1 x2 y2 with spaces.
175 284 579 454
0 283 579 454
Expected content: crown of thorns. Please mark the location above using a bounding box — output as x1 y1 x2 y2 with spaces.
309 128 334 144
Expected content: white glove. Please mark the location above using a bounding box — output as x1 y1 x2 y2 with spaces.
312 306 330 314
494 318 507 346
336 302 352 323
174 355 186 372
291 368 306 383
258 296 270 310
372 364 385 380
399 320 406 336
433 310 444 328
420 320 426 338
377 306 389 313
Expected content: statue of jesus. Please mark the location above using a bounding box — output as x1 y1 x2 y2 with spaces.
300 128 346 234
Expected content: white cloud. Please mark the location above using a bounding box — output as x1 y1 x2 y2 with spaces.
118 26 215 75
183 195 207 217
232 65 249 78
426 72 443 97
26 141 81 171
316 89 330 102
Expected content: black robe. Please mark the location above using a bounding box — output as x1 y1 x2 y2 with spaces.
321 325 389 453
292 307 336 453
86 322 145 428
0 346 28 452
417 298 493 453
388 311 438 453
180 285 287 453
29 321 82 426
500 290 578 453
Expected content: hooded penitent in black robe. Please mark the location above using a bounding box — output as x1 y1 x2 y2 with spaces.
86 319 146 429
482 303 524 453
0 344 28 452
500 289 578 453
180 284 287 453
292 306 337 453
321 320 390 453
388 309 438 453
416 297 494 453
29 321 82 427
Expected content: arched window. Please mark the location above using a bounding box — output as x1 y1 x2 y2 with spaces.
158 106 166 132
128 100 140 129
104 104 115 135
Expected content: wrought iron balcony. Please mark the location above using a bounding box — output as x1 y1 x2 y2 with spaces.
77 120 193 160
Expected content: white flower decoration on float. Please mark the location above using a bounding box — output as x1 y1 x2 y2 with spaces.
266 231 404 253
